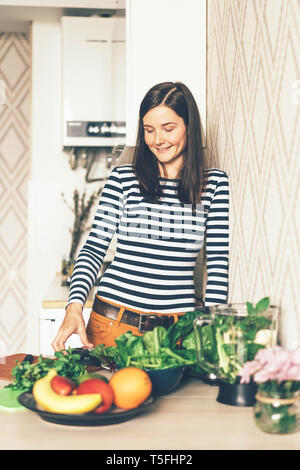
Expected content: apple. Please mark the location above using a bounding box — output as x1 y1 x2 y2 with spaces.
51 375 76 396
75 378 114 413
76 373 109 385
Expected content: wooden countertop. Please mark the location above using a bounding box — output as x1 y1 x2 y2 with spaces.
42 277 96 309
0 375 299 450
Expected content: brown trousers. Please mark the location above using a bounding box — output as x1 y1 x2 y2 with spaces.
86 295 183 348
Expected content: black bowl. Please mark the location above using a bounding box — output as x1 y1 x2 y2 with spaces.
145 367 184 396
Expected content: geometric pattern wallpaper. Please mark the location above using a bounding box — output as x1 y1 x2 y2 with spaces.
0 2 299 354
0 33 30 355
206 0 300 348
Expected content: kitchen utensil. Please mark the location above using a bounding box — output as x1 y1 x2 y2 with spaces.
193 303 279 406
69 347 104 372
18 392 156 426
0 387 27 412
0 354 35 411
184 366 220 386
0 353 36 381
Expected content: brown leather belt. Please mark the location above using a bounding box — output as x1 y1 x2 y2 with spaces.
92 296 178 333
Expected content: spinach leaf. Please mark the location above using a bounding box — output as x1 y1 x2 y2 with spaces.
166 309 203 349
246 342 265 361
181 331 196 350
246 301 255 315
254 297 270 313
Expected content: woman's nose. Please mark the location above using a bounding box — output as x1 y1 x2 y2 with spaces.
155 131 165 145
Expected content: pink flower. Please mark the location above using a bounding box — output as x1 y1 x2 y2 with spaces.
255 346 290 372
290 348 300 365
253 369 273 383
285 364 300 381
238 360 260 384
237 347 300 384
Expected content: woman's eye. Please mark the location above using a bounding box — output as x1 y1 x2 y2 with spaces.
144 128 153 133
165 128 174 133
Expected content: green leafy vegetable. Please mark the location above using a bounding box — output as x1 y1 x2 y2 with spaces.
254 297 270 313
6 349 87 392
90 297 274 383
90 312 201 371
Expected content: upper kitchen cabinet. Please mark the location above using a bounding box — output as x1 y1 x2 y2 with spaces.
61 15 126 147
125 0 206 146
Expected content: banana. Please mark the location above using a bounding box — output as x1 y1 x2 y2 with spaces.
33 369 102 414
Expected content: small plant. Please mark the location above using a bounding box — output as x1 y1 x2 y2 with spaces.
61 188 102 276
238 347 300 434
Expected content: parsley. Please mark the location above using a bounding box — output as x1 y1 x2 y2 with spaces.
6 349 87 392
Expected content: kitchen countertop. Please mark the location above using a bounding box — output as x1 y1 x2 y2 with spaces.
42 276 96 309
0 375 299 450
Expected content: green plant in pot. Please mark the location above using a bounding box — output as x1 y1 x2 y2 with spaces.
193 297 280 406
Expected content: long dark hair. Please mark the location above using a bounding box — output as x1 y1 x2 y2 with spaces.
132 81 206 204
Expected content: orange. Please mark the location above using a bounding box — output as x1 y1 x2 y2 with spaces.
109 367 152 409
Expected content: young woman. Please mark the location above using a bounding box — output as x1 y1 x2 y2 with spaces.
52 82 229 352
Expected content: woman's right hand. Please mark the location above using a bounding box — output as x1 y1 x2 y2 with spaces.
51 303 94 352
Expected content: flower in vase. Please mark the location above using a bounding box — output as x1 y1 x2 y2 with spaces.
238 346 300 384
243 347 300 434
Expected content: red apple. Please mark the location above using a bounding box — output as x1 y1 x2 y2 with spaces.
51 375 76 396
75 378 114 413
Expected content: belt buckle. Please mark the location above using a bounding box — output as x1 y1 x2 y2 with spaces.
138 314 158 333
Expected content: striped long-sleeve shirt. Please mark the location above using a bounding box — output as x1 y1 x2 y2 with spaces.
67 164 229 313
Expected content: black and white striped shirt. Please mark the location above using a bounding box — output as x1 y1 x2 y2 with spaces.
67 164 229 313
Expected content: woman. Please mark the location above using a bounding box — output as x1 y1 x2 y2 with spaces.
52 82 229 352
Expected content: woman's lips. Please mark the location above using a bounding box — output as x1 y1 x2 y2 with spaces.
156 146 172 153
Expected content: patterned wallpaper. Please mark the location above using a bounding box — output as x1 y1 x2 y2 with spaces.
206 0 300 348
0 33 30 355
0 1 299 354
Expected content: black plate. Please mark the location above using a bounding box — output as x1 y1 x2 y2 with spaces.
18 392 156 426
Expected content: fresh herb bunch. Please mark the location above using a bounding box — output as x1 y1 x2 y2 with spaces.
6 350 87 392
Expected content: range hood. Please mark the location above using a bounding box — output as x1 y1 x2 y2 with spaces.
61 15 126 147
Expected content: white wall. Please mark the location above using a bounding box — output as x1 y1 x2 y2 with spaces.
27 22 108 354
125 0 206 146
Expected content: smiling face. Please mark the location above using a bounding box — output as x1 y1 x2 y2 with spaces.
143 105 187 178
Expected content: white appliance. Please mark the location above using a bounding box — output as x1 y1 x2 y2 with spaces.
62 15 126 147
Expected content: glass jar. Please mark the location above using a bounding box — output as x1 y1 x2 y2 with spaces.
193 303 279 384
254 389 300 434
